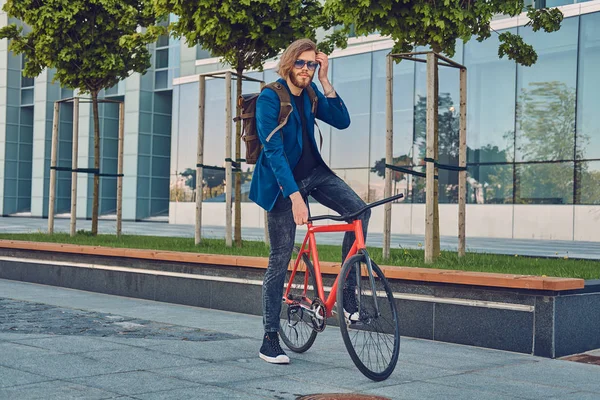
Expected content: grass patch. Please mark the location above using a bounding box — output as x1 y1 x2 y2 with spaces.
1 232 599 280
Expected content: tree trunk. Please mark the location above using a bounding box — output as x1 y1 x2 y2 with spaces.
91 90 101 236
234 66 243 247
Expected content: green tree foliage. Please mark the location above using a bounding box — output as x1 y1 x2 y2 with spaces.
0 0 164 235
324 0 563 66
155 0 345 246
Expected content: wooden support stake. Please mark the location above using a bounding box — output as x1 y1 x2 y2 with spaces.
48 102 60 234
383 54 394 260
225 72 233 247
116 102 124 237
458 67 467 257
425 53 439 263
259 81 270 246
195 76 206 245
70 98 79 237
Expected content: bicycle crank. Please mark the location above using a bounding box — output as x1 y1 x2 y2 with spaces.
310 298 327 332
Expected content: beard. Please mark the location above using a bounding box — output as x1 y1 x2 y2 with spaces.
289 70 313 89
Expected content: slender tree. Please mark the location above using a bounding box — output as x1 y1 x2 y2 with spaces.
0 0 164 235
155 0 345 247
325 0 563 65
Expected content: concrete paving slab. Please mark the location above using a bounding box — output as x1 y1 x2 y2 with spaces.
9 335 135 354
133 384 271 400
0 365 51 388
475 358 600 393
152 362 278 385
363 380 518 400
145 337 263 362
0 353 122 380
424 372 576 399
1 279 599 400
0 380 120 400
67 371 199 397
224 377 352 400
548 391 600 400
80 347 204 371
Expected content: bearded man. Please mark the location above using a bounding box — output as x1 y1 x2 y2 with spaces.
249 38 371 364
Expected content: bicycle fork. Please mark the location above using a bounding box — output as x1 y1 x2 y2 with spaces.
358 249 381 317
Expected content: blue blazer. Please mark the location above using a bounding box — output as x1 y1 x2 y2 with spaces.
249 79 351 211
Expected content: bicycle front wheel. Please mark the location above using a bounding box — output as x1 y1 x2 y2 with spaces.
337 253 400 381
279 253 318 353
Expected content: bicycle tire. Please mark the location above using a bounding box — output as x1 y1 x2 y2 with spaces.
337 253 400 381
279 253 318 353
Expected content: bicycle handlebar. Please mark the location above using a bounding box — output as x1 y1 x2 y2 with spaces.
308 193 404 222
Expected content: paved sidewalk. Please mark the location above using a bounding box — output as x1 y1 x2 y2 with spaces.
2 216 600 260
0 279 599 399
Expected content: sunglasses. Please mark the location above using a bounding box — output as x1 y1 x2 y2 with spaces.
294 59 318 71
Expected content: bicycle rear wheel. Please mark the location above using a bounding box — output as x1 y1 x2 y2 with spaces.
279 253 318 353
337 253 400 381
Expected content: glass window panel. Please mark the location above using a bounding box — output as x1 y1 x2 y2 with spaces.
155 70 169 90
176 82 199 172
140 91 153 112
101 178 116 198
515 162 573 204
137 177 150 198
103 118 119 139
19 143 32 161
577 12 600 160
4 161 17 178
151 177 169 197
152 135 171 156
152 157 170 176
137 200 150 219
20 107 34 127
154 91 172 114
138 155 151 176
370 50 415 179
8 70 22 88
139 133 152 155
516 17 578 162
21 74 34 88
157 34 169 48
202 168 226 202
21 89 34 105
196 46 212 60
576 161 600 205
6 124 18 143
330 54 371 169
465 28 516 164
413 44 463 170
153 114 172 134
203 79 229 168
545 0 574 7
151 199 169 215
7 106 19 124
5 143 18 161
139 111 152 134
467 165 513 204
155 49 169 69
331 168 370 203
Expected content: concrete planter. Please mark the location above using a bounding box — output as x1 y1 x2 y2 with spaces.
0 241 596 358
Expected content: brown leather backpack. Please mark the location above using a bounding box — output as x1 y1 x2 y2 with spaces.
234 82 321 164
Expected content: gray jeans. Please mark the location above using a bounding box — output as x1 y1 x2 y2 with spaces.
262 165 371 333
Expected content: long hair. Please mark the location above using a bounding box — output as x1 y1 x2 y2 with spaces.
276 39 317 79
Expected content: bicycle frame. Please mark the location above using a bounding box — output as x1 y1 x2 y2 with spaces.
283 218 365 319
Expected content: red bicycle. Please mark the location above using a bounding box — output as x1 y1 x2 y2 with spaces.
279 193 403 381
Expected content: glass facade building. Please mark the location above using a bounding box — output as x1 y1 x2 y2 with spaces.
1 2 600 241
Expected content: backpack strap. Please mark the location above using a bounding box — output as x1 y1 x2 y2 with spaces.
264 82 292 143
305 85 323 151
263 82 323 152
